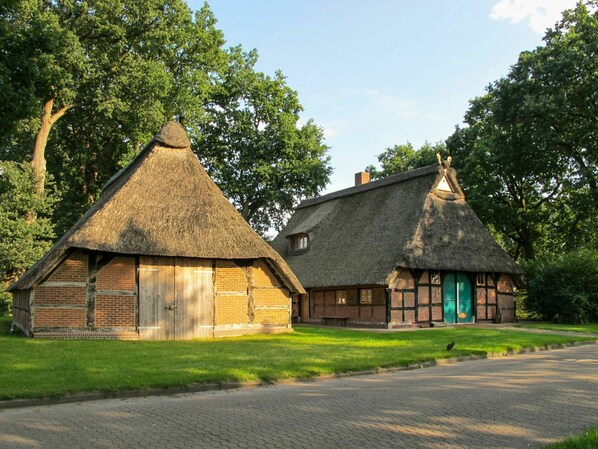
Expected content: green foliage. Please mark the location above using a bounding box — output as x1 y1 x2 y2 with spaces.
367 141 446 180
523 249 598 324
544 426 598 449
447 1 598 260
1 1 331 238
0 326 591 400
197 53 332 234
0 161 56 315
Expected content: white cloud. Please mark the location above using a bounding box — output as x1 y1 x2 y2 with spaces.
490 0 578 34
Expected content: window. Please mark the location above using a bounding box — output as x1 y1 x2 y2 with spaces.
291 233 309 251
477 273 485 285
436 174 454 192
360 289 372 304
430 271 441 284
336 290 347 305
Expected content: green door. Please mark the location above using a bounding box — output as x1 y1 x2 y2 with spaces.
443 272 473 323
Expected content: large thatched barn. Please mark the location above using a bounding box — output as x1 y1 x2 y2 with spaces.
10 122 303 339
271 161 522 327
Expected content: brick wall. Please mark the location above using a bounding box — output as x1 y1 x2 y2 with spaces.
475 273 498 321
96 295 135 327
213 259 290 328
47 251 87 283
214 260 248 326
253 261 289 325
34 251 88 331
95 257 136 328
35 307 86 327
97 257 135 291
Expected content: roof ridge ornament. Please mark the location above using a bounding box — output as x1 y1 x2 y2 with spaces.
437 153 452 171
153 121 190 148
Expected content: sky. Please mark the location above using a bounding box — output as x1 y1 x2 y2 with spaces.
188 0 579 194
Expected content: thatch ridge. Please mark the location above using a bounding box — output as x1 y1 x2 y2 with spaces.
271 164 521 289
298 164 440 209
10 122 303 293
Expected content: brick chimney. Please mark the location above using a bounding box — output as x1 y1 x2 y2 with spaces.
355 171 371 186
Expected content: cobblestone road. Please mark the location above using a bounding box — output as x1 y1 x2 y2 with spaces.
1 345 596 449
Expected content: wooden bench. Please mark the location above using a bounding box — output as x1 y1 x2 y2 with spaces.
321 316 349 327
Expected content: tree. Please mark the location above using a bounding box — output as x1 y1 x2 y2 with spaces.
0 162 56 315
447 0 598 260
366 141 446 180
2 1 331 237
197 49 331 235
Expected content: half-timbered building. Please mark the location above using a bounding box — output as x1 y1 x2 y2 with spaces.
271 160 521 327
10 122 303 339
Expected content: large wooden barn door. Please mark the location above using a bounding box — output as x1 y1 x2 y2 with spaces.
443 272 473 324
139 256 214 340
174 258 214 339
139 256 175 340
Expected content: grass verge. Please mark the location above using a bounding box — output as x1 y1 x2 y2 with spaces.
516 323 598 334
0 316 594 401
544 426 598 448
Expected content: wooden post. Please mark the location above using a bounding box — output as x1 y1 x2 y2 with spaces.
246 265 255 323
86 254 98 329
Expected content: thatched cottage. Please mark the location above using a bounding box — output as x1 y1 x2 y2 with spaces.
271 161 522 327
9 122 303 339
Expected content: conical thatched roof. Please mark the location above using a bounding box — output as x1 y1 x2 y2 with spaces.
271 163 521 289
10 122 303 293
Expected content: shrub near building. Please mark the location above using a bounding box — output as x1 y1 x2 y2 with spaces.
524 249 598 324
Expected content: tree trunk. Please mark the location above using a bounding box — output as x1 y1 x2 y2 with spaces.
31 98 72 194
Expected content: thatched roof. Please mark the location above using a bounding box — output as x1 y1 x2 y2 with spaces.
271 163 521 289
10 122 303 293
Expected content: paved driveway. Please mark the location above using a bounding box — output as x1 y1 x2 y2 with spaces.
0 345 596 449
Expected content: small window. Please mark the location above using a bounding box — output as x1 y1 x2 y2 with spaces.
360 289 372 304
430 271 441 284
477 273 485 285
336 290 347 305
291 233 309 251
436 174 454 192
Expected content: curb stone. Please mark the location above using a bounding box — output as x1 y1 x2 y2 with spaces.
1 339 596 411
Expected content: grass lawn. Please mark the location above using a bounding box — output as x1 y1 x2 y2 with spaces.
0 316 595 401
516 323 598 334
545 426 598 449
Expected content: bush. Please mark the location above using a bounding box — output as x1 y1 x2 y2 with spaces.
524 249 598 324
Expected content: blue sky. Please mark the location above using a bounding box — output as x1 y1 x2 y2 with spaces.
189 0 578 193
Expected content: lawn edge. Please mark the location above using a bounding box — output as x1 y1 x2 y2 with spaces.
1 339 596 410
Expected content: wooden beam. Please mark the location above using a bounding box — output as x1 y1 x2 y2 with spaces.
86 253 98 329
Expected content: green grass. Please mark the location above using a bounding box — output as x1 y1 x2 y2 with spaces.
0 316 594 401
544 426 598 448
516 323 598 334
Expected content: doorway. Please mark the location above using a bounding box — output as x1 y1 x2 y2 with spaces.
138 256 214 339
443 272 473 324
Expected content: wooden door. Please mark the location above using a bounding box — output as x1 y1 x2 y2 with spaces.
443 272 473 324
175 258 214 339
138 256 175 340
139 256 214 340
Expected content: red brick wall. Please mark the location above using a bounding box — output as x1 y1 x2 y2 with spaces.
35 286 86 305
95 257 136 328
47 251 87 283
95 295 135 327
96 257 135 291
35 308 86 327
